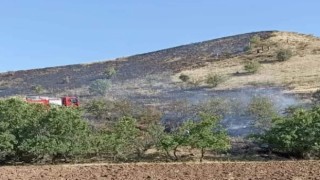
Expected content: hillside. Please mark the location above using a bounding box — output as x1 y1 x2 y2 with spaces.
0 31 273 97
1 31 320 135
1 31 319 98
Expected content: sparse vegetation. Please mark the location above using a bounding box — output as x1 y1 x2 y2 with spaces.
206 74 225 87
244 61 261 74
276 49 293 61
247 96 279 131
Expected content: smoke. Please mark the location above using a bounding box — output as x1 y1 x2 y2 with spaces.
157 87 303 137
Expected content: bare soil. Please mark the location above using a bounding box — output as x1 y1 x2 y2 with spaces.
1 161 320 180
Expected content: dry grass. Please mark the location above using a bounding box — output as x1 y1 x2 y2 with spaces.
173 32 320 93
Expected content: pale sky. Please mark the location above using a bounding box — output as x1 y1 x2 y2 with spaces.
0 0 319 72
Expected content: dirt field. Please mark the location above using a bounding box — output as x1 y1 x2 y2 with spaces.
0 161 319 180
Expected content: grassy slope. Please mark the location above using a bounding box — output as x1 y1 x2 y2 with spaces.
174 32 320 94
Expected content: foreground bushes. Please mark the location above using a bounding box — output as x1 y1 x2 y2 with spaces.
0 98 230 163
0 98 91 163
255 106 320 158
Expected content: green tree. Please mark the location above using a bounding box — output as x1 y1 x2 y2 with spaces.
89 79 111 96
156 122 191 160
0 98 47 162
18 106 91 162
107 116 140 160
255 106 320 158
0 98 92 163
187 113 230 162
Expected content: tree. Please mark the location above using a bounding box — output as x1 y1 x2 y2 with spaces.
0 98 47 162
187 113 230 162
89 79 111 96
255 106 320 158
18 106 91 162
156 122 190 160
107 116 140 160
244 61 261 74
0 98 92 163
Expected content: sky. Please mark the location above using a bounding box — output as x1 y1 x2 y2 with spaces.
0 0 320 72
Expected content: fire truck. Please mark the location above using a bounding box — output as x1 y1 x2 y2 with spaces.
26 96 79 107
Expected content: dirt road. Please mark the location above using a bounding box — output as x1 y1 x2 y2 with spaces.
0 161 319 180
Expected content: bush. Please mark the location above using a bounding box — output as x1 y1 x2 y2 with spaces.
255 106 320 158
206 74 225 88
179 74 190 82
0 98 91 163
105 67 117 78
277 49 292 61
250 35 261 45
89 79 111 96
244 61 261 74
104 116 140 160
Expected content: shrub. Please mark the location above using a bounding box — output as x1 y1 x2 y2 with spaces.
89 79 111 96
105 67 117 78
255 106 320 158
206 74 225 88
244 61 261 74
276 49 292 61
179 74 190 82
250 35 261 45
107 116 140 160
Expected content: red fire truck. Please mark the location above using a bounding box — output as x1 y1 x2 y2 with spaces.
26 96 79 107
